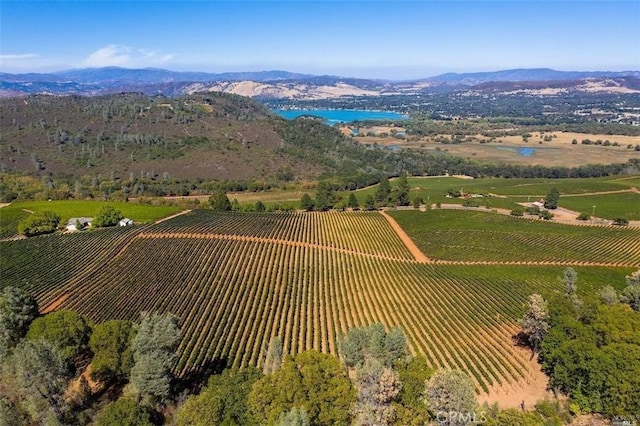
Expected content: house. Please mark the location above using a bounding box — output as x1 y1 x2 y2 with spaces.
532 200 545 209
118 218 133 226
66 217 92 232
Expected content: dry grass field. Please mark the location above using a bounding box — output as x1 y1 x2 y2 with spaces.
351 129 640 167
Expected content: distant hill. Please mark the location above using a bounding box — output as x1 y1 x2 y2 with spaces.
2 66 639 98
54 67 315 85
427 68 640 85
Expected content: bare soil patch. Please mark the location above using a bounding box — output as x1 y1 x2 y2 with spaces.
478 346 552 410
154 209 192 224
40 293 70 314
379 210 431 262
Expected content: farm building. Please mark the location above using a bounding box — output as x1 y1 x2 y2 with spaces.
66 217 92 232
118 218 133 226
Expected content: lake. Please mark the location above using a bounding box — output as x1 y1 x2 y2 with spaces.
496 146 537 157
274 109 408 125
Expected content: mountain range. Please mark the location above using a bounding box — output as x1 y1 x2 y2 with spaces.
1 67 639 98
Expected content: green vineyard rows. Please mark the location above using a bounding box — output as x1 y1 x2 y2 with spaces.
390 209 640 265
0 210 633 395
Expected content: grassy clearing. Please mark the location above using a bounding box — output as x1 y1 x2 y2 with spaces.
333 175 640 215
389 209 640 263
0 208 30 239
0 200 182 237
559 192 640 220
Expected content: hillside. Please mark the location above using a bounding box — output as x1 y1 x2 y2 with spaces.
3 92 431 182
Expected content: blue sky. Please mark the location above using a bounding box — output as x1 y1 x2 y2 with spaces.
1 1 638 79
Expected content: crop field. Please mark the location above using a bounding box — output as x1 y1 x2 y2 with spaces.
389 210 640 264
1 209 634 398
558 192 640 220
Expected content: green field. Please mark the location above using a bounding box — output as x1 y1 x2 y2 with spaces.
389 209 640 264
0 200 182 238
0 208 30 239
332 175 640 216
559 192 640 220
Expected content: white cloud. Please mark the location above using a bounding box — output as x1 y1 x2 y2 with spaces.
83 44 131 67
0 53 38 61
82 45 175 68
0 53 40 71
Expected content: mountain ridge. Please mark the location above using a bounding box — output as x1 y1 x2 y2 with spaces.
2 67 639 98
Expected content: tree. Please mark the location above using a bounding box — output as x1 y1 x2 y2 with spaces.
18 211 61 236
255 200 266 212
0 397 23 426
412 197 423 210
510 207 524 217
0 287 38 349
424 369 476 426
314 181 335 211
177 367 262 426
27 310 92 363
130 312 181 404
300 193 314 211
1 338 70 424
540 301 640 416
94 205 123 227
375 177 391 206
89 320 136 381
393 356 432 426
263 335 283 375
599 286 619 306
352 358 402 426
248 351 355 425
543 187 560 209
339 323 407 368
347 192 359 210
209 189 232 211
562 267 578 297
621 269 640 311
520 294 549 353
95 398 153 426
393 173 410 206
364 195 376 211
277 407 310 426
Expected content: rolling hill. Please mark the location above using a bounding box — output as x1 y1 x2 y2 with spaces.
0 92 459 182
2 67 639 98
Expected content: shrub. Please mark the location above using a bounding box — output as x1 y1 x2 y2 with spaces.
18 211 60 236
539 210 553 220
511 207 524 217
613 217 629 226
94 206 123 227
576 213 590 221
